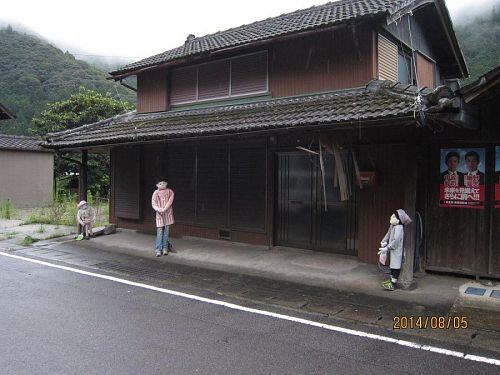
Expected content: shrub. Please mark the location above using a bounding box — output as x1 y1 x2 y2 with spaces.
21 235 38 246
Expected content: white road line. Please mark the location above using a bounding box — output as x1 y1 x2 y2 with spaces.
1 250 499 367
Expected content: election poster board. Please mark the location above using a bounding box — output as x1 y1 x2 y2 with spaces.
439 148 486 209
496 146 500 209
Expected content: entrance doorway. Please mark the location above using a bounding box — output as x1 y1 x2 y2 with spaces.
275 152 357 255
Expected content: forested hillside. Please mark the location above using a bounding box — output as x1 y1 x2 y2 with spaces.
455 6 500 84
0 27 135 135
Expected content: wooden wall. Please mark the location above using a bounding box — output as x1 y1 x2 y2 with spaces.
424 143 492 276
424 93 500 278
356 144 407 264
135 25 375 111
492 183 500 276
483 98 500 276
383 13 435 62
270 26 374 97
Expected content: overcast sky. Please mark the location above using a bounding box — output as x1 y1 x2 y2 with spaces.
0 0 486 60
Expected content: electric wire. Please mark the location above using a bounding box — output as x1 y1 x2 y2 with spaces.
406 11 427 128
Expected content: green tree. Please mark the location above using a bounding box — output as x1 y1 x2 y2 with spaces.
31 88 134 197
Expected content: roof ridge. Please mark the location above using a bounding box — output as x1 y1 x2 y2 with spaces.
188 1 344 42
0 134 42 140
170 0 416 46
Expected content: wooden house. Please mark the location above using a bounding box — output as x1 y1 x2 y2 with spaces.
43 1 499 279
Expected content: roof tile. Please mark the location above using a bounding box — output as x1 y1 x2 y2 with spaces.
0 135 51 152
112 0 410 76
44 80 420 149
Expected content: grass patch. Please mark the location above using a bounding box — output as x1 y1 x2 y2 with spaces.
24 203 77 226
22 192 109 227
21 235 38 246
37 224 46 233
0 198 15 219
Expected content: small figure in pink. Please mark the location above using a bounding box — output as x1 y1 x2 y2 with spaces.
151 181 175 257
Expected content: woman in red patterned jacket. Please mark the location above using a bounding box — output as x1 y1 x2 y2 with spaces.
151 181 175 257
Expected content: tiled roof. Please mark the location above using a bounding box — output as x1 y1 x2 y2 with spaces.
111 0 412 76
44 80 425 149
0 135 51 152
458 65 500 103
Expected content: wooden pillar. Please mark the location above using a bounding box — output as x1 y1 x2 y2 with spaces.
79 150 88 202
399 143 418 290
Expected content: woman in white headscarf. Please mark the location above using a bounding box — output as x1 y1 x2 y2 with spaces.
378 209 412 291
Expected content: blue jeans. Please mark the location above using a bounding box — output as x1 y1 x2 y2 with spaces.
155 225 169 252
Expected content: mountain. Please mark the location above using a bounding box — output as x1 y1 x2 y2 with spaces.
0 26 135 135
455 3 500 84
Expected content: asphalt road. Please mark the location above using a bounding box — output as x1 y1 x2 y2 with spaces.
0 254 498 375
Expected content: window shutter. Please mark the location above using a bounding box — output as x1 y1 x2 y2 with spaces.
167 144 196 223
136 70 167 113
196 144 228 226
378 35 398 82
170 67 197 105
416 52 435 89
230 145 267 230
113 146 141 219
231 52 268 96
198 60 230 100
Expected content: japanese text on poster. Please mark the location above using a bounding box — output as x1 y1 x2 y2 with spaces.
439 148 486 209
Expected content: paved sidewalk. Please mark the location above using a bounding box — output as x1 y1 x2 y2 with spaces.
76 230 464 304
1 227 500 357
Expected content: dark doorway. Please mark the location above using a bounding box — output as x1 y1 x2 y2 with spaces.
275 152 357 255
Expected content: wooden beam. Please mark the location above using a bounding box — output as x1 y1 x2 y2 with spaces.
399 143 418 290
79 150 88 202
119 81 137 92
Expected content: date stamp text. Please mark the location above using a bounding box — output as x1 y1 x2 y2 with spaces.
393 316 468 330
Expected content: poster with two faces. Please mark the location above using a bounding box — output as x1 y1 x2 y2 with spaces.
440 146 500 209
440 148 485 208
